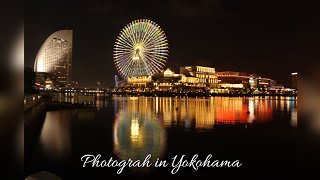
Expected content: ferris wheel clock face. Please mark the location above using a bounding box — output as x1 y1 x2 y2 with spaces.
114 19 169 78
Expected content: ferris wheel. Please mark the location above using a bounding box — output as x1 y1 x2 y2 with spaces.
114 19 169 78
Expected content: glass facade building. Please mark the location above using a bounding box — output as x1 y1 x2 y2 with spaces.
34 30 73 87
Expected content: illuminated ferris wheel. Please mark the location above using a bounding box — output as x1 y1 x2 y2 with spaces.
114 19 169 78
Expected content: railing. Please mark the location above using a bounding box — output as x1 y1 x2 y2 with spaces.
24 94 43 111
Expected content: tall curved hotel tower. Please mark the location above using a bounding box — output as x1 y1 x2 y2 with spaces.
34 30 73 86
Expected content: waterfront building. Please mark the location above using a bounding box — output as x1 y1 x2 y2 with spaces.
115 65 286 94
267 84 285 94
153 68 181 91
152 68 207 92
34 72 48 89
163 68 180 78
215 71 251 93
34 30 73 88
180 66 218 85
216 71 272 93
34 72 58 90
256 77 272 92
126 76 152 87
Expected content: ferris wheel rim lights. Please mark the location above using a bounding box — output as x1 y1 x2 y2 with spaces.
114 19 169 78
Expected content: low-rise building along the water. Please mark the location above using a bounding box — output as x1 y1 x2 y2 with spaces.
180 66 218 88
215 71 272 93
115 66 291 94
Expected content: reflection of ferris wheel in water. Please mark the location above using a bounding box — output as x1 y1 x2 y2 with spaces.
114 19 169 78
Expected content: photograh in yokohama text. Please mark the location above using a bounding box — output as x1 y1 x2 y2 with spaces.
81 154 242 174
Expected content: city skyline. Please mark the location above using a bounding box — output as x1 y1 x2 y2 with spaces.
25 1 309 87
22 1 319 179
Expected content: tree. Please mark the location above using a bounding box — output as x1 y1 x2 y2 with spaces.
24 67 37 94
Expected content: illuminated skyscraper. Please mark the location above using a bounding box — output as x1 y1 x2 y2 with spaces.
291 72 298 90
34 30 73 87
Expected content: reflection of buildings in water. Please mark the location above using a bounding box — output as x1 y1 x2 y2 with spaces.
95 95 109 110
247 98 256 123
113 97 166 162
157 97 175 127
77 109 95 121
53 93 109 109
280 97 285 111
254 99 273 122
273 96 297 112
254 96 298 123
172 97 275 127
291 108 297 127
155 97 216 129
287 97 297 112
195 98 215 129
248 96 297 123
130 117 139 142
96 95 101 110
214 97 249 124
39 111 72 158
178 98 215 129
113 96 292 132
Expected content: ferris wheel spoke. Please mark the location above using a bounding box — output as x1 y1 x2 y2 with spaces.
143 53 166 71
141 22 156 46
125 61 135 76
122 26 135 46
144 51 168 59
145 37 167 49
118 32 134 47
144 36 165 51
141 23 159 47
116 38 133 50
140 24 151 46
115 54 134 74
131 21 139 45
142 30 158 48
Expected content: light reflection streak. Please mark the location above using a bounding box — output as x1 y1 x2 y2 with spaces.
39 111 72 158
247 98 256 123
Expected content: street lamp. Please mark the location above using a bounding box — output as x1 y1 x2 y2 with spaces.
97 82 100 89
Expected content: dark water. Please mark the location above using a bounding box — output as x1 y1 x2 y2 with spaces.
25 96 299 179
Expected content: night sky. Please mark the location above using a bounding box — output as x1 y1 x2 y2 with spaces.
25 0 319 88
